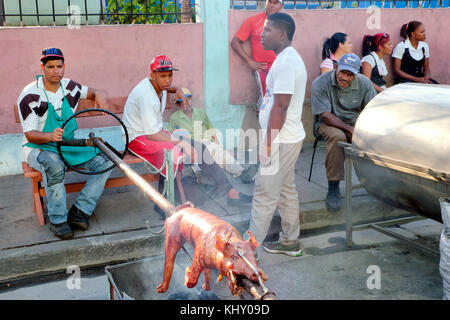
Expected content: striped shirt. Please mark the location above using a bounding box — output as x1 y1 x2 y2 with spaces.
17 77 88 160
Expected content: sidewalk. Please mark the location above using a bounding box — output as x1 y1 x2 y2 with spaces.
0 141 412 282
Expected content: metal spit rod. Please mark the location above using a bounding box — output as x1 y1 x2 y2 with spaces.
89 134 277 300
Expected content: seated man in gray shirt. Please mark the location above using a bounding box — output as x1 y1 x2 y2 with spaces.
311 53 376 212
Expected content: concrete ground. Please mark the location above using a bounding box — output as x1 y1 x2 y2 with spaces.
0 141 445 299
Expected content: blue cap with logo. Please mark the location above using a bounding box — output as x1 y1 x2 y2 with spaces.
337 53 360 74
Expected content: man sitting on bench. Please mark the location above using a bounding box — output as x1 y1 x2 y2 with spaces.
122 55 252 209
17 48 112 240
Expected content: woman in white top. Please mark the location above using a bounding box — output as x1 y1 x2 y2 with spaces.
319 32 353 74
361 33 393 93
392 20 438 84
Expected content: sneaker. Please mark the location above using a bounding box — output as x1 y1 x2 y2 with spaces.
240 164 259 184
68 205 90 231
226 192 253 207
262 240 303 257
49 222 74 240
325 182 342 212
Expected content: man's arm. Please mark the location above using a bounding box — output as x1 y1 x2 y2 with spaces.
231 37 267 72
77 87 109 110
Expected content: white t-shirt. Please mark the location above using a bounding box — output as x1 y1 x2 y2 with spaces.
392 37 430 61
17 77 88 161
121 77 167 143
258 46 307 144
361 52 388 77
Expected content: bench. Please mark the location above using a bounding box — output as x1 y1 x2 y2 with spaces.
14 97 186 226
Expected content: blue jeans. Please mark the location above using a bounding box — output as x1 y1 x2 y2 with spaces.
27 149 113 225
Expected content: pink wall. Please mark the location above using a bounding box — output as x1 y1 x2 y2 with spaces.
229 9 450 105
0 24 204 134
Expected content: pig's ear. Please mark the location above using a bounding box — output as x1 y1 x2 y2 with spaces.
246 231 259 249
215 232 232 252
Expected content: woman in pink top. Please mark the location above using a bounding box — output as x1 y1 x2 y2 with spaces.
320 32 353 74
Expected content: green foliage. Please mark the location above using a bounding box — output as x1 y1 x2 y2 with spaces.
105 0 192 24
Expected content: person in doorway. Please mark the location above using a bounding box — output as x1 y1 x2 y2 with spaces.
247 12 307 257
231 0 283 110
311 54 376 213
361 32 393 93
17 48 112 240
122 55 252 208
392 21 438 84
320 32 353 74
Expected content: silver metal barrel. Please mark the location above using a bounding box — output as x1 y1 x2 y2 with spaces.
351 83 450 222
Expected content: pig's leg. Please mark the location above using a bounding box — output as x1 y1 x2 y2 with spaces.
156 223 184 293
202 268 212 291
185 249 203 289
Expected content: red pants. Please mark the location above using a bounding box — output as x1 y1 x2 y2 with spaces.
128 134 184 177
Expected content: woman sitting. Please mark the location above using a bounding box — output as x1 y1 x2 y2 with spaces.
392 20 438 84
319 32 353 74
361 33 393 93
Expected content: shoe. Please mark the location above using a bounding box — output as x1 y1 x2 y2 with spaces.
68 205 90 231
227 192 253 207
192 167 213 185
49 222 74 240
262 240 303 257
325 181 342 212
240 164 259 184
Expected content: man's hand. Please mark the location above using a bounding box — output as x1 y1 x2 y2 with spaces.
50 128 64 142
248 60 268 72
178 140 199 163
174 87 186 107
94 90 109 110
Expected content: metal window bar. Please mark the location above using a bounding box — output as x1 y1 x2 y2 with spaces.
1 0 4 26
175 0 178 23
35 0 39 25
229 0 448 8
130 0 133 24
115 0 119 24
84 0 88 25
18 0 22 26
100 0 104 24
68 0 71 25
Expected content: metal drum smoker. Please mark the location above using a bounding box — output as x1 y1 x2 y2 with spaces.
343 83 450 251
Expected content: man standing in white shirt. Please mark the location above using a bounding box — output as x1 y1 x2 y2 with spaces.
247 12 307 257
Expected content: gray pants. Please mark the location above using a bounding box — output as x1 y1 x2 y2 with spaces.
248 140 303 244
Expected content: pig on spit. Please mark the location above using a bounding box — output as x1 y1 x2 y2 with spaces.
156 202 268 296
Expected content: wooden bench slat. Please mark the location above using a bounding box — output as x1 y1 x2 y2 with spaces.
38 173 159 197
